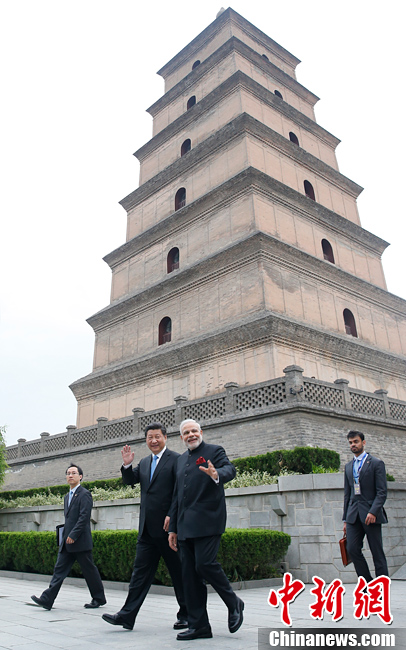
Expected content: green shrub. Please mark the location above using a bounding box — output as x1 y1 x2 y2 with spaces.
0 485 140 510
218 528 290 580
0 528 290 583
233 447 340 475
0 476 123 501
0 425 8 488
310 464 338 474
0 531 58 574
386 473 395 482
0 447 339 506
226 470 278 488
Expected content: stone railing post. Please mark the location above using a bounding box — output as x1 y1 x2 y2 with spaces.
66 425 76 449
224 382 238 414
132 408 145 436
283 366 304 401
40 432 50 454
174 396 188 427
334 379 351 409
97 417 108 443
17 438 26 459
374 389 390 417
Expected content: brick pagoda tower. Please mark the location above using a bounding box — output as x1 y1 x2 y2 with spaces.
70 8 406 430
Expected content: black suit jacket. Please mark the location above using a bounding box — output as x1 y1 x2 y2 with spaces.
343 453 388 525
169 440 236 541
121 448 180 538
62 485 94 553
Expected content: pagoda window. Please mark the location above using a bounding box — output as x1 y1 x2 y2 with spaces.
187 96 196 110
181 139 191 157
159 317 172 345
304 180 316 200
322 239 335 264
175 187 186 211
343 309 358 337
167 247 180 273
289 131 299 146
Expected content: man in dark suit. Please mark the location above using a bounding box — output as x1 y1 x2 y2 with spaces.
102 422 187 631
343 430 389 581
168 418 243 641
31 463 106 610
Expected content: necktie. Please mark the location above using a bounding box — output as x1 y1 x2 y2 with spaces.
353 458 362 483
68 490 74 506
150 455 158 480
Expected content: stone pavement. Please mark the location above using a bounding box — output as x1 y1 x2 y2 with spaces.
0 573 405 650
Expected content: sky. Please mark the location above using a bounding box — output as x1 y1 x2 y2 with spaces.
0 1 404 448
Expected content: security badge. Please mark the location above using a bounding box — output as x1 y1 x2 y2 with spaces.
354 482 361 495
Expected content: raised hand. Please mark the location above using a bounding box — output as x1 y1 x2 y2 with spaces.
198 459 218 481
121 444 134 466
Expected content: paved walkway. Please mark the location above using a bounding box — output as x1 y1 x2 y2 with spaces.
0 574 405 649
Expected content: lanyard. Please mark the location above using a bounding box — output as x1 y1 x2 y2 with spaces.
353 454 367 483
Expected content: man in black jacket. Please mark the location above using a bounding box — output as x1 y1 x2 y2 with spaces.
102 422 187 631
168 419 243 640
343 430 389 581
31 464 105 610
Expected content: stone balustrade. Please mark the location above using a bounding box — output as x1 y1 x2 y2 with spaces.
5 366 406 464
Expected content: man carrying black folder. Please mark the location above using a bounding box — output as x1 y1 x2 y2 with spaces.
31 463 106 610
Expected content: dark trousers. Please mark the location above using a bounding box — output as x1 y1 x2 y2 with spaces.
118 529 187 627
40 548 105 606
178 535 238 629
346 515 388 581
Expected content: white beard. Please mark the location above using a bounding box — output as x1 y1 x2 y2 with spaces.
183 433 203 450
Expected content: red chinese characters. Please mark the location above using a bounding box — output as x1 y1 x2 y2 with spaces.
268 572 305 626
268 574 393 627
353 576 393 624
309 577 345 622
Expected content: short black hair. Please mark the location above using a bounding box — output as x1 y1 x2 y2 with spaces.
347 430 365 441
144 422 167 437
66 463 83 478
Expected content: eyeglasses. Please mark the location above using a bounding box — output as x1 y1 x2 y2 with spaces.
66 472 79 476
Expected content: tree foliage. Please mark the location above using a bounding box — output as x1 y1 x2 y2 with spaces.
0 426 8 488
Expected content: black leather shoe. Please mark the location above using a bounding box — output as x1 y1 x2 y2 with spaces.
102 613 133 630
177 626 212 640
228 597 244 633
173 618 189 630
84 598 106 608
31 595 52 610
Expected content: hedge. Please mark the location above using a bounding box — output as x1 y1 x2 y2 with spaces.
0 477 123 501
0 447 339 503
0 528 290 583
233 446 340 475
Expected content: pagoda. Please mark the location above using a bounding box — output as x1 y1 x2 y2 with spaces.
70 8 406 429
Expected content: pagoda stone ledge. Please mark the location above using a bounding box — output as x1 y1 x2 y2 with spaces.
71 311 406 402
109 168 387 272
120 113 361 213
100 232 396 331
1 475 405 584
148 38 316 129
4 368 406 491
139 68 338 163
